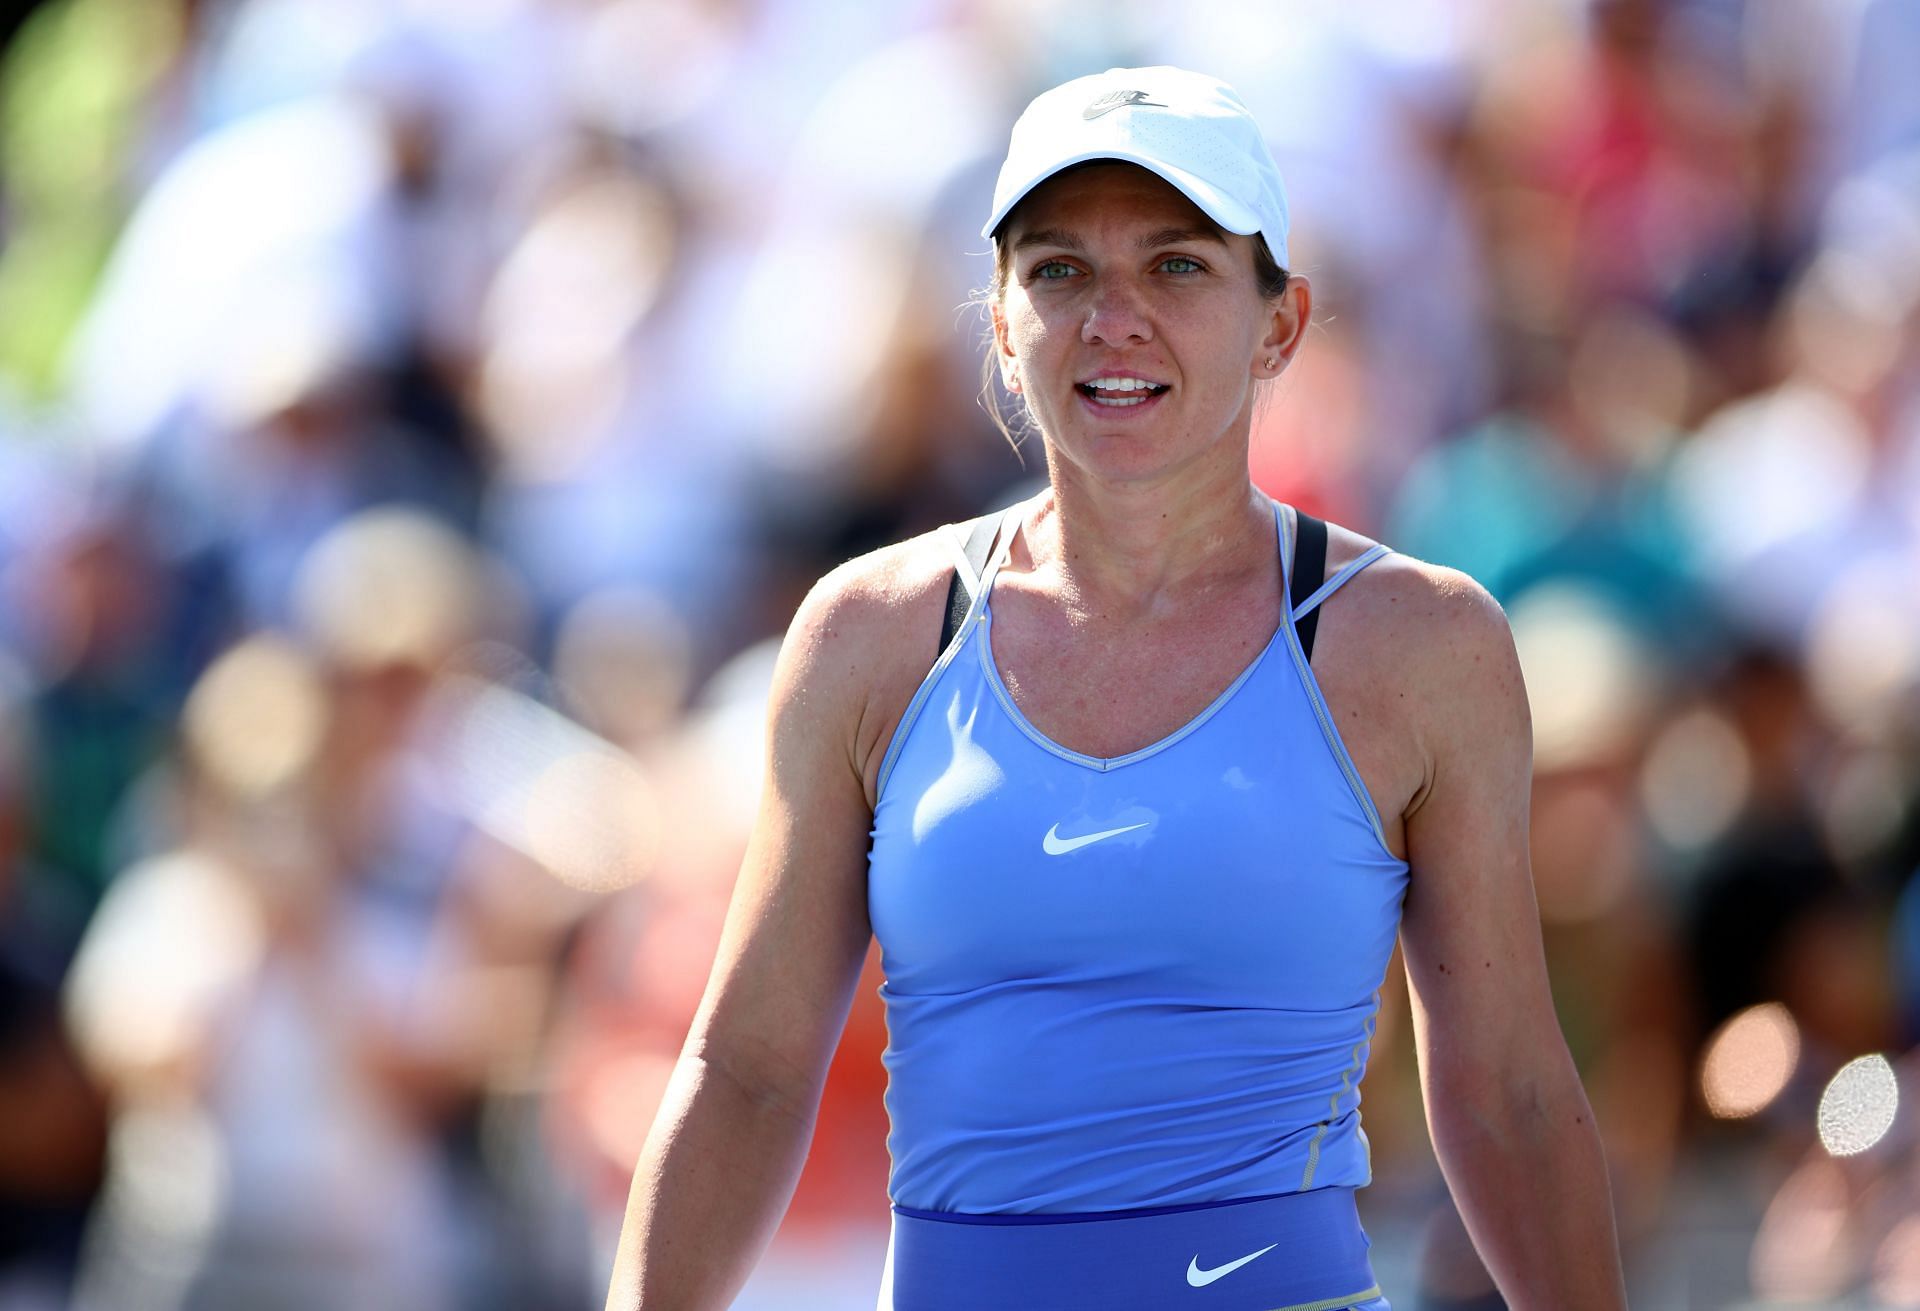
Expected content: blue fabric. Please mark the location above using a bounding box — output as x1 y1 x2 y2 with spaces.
881 1187 1388 1311
867 498 1410 1216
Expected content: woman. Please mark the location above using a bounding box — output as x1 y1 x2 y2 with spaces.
604 67 1626 1311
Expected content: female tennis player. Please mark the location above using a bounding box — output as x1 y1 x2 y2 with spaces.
603 67 1627 1311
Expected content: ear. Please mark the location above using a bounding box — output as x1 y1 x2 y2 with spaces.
992 301 1022 394
1255 274 1313 379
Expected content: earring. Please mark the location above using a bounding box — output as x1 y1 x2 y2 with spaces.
1265 358 1276 370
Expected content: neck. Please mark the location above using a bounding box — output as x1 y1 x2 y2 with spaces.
1020 457 1275 618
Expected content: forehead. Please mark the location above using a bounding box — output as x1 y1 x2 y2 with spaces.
999 161 1218 242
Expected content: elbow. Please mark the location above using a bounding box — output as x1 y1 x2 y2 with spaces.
1429 1060 1599 1157
682 1036 822 1130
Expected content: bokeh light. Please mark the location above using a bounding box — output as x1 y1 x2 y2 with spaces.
182 636 326 799
63 852 264 1084
1700 1002 1800 1121
293 506 485 672
1817 1054 1899 1157
1639 706 1752 854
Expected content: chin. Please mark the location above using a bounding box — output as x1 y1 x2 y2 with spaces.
1046 437 1207 488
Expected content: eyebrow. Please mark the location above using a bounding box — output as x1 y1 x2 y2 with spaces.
1010 225 1231 254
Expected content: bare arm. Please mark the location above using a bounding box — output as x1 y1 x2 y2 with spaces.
603 566 891 1311
1397 572 1627 1310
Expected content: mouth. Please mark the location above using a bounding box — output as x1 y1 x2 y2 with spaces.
1075 376 1172 409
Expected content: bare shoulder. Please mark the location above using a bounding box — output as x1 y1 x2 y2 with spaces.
1315 523 1528 818
775 526 968 805
1323 520 1519 688
1274 508 1522 854
1362 556 1515 674
781 530 954 687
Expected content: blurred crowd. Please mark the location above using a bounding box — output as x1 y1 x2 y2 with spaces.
0 0 1915 1307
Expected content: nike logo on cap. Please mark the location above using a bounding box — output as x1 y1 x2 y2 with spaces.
1042 821 1149 855
1083 89 1165 119
1186 1242 1278 1287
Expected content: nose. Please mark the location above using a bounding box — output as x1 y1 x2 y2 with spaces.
1081 276 1152 346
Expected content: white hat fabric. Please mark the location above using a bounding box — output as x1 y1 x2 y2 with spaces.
982 66 1290 268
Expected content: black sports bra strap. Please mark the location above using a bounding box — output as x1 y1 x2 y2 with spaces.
1290 509 1329 662
937 511 1004 658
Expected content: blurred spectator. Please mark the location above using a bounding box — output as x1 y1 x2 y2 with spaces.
0 661 108 1311
2 477 178 923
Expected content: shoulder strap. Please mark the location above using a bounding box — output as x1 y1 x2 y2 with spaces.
1289 509 1329 662
1290 541 1397 667
937 512 1003 657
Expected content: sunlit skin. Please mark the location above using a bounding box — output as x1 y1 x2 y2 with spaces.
992 163 1311 500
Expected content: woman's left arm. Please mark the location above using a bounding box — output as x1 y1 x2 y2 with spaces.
1395 570 1628 1310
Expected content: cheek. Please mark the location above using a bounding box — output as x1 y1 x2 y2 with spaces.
1002 294 1045 347
1002 303 1067 377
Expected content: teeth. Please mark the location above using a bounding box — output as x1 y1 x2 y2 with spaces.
1081 375 1164 406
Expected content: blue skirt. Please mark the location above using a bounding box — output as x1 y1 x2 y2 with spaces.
878 1187 1389 1311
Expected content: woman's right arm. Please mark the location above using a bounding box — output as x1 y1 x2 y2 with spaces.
602 563 899 1311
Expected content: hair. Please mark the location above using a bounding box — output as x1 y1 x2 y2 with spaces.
972 170 1292 451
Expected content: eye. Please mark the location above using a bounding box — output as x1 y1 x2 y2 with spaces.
1032 260 1079 281
1160 255 1204 275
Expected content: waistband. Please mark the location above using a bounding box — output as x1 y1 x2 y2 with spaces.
878 1187 1387 1311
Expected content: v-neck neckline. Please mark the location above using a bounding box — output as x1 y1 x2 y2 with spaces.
971 499 1296 773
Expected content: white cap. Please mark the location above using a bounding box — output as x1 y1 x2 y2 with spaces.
982 66 1290 268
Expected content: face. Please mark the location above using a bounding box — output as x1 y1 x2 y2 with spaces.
992 163 1309 488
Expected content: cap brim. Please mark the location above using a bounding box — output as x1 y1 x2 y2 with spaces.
981 149 1263 243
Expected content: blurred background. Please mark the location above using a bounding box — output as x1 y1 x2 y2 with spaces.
0 0 1914 1307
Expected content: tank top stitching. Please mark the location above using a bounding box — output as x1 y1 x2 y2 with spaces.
1298 989 1382 1191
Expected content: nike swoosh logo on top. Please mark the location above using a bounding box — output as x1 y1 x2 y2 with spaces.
1186 1242 1278 1288
1041 821 1150 855
1082 89 1165 119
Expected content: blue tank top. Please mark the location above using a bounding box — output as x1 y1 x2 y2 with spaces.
866 496 1409 1215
